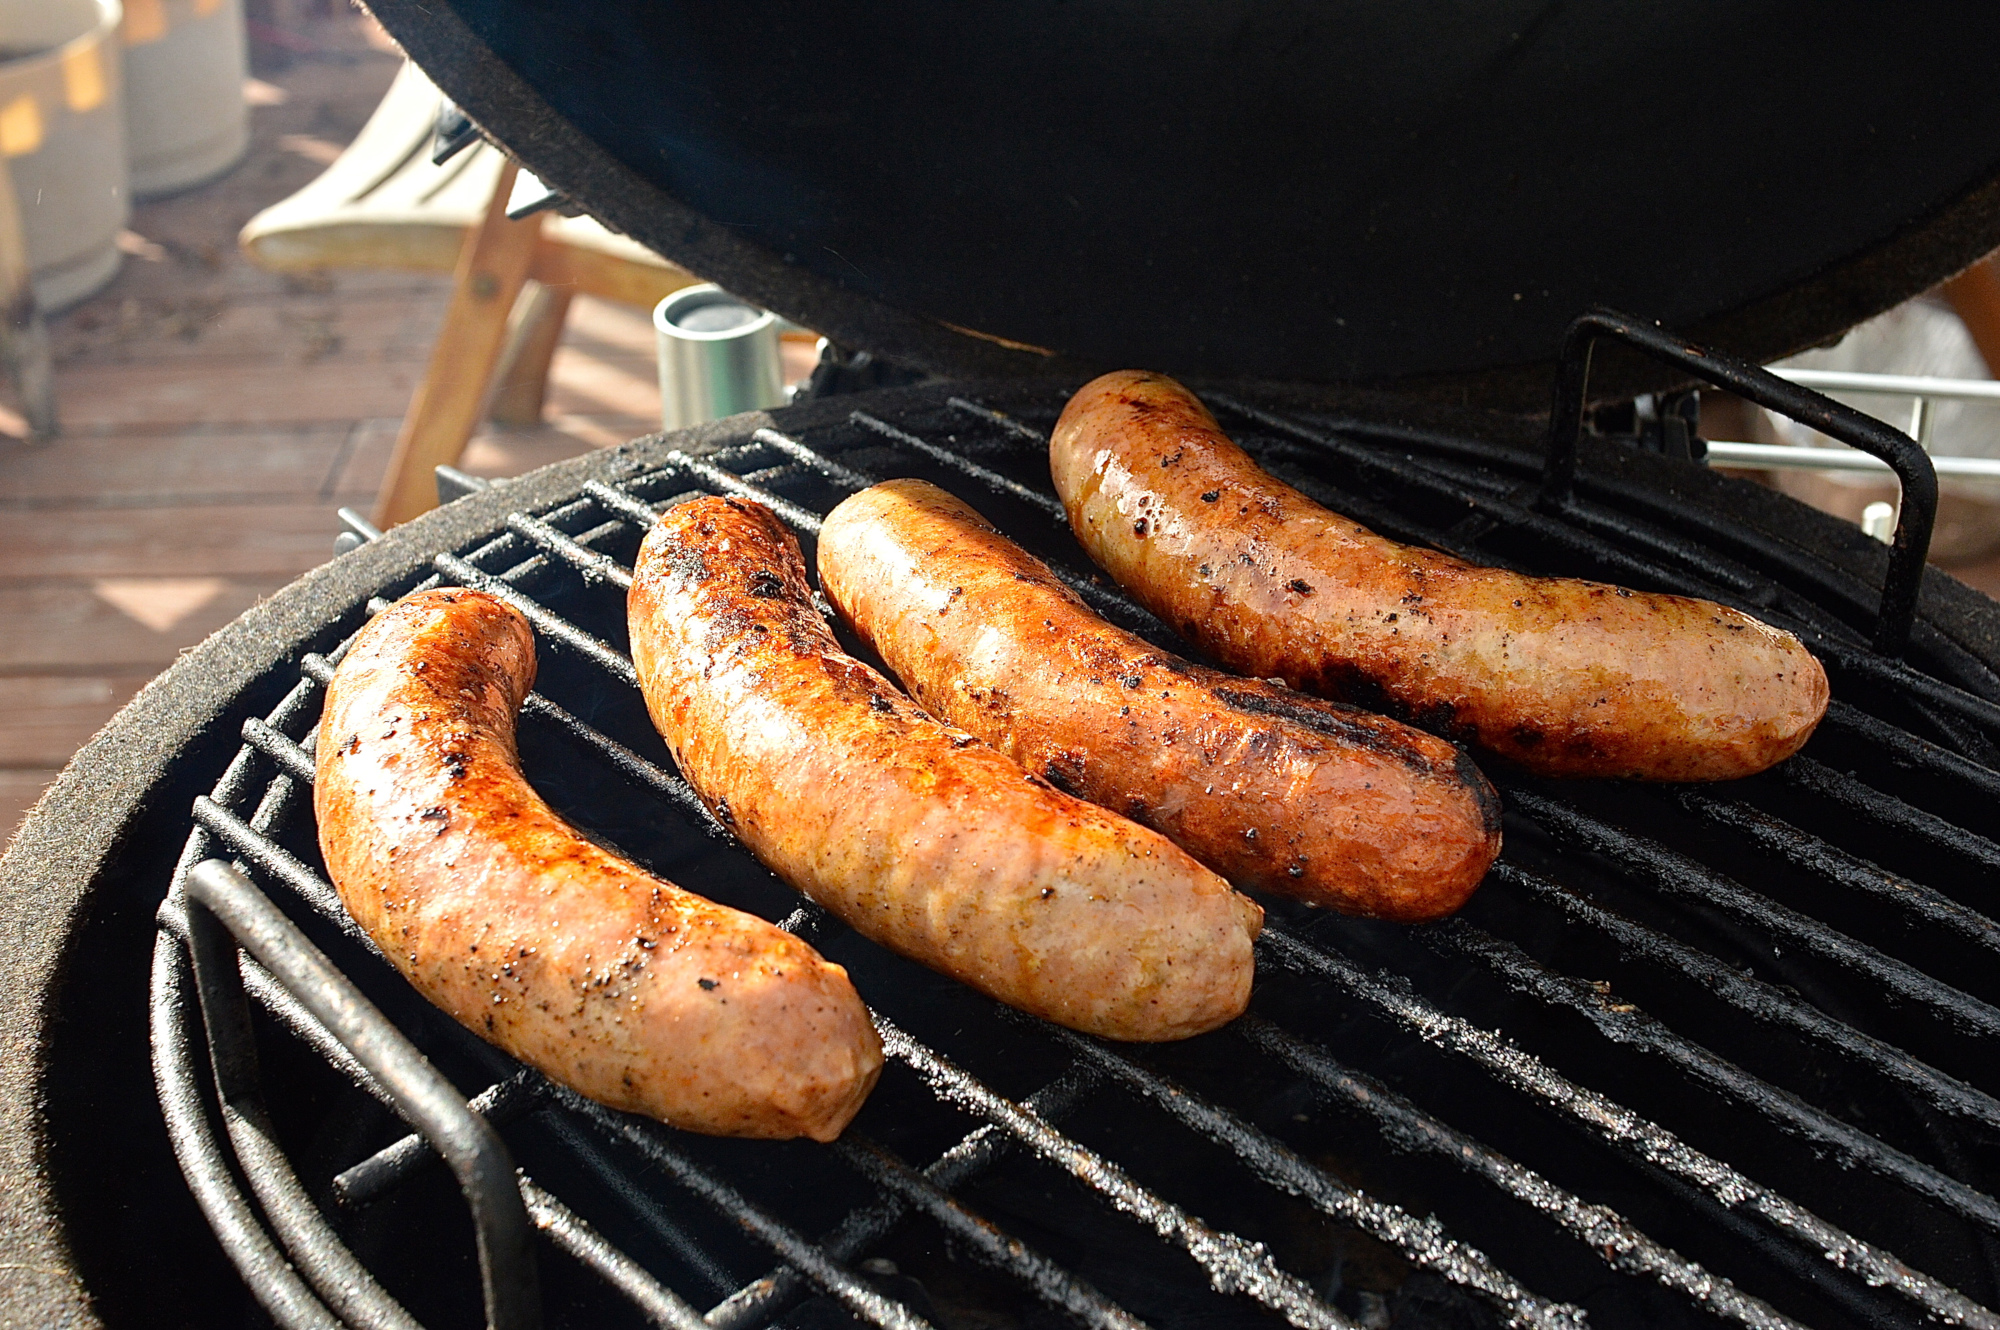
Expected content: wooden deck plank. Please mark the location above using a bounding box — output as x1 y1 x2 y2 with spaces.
329 415 649 497
0 580 289 672
543 344 661 419
50 359 431 430
0 425 354 502
0 506 343 579
0 675 158 767
52 289 453 367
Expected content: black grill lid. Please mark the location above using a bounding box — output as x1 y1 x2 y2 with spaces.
367 0 2000 406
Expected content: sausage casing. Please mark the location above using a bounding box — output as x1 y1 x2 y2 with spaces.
1051 371 1830 781
817 479 1500 921
627 496 1262 1041
316 588 881 1141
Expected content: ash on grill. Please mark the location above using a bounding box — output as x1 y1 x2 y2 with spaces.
151 336 2000 1329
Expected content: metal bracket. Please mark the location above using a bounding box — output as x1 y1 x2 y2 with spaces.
184 859 543 1330
1541 307 1939 658
504 168 581 222
437 464 494 506
432 98 484 165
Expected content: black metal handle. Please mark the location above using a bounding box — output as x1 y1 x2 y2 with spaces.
185 860 543 1330
1541 307 1938 658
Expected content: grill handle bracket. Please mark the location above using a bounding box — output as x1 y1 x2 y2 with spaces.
184 859 543 1330
1541 306 1938 657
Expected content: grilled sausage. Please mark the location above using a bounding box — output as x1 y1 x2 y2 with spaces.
316 588 881 1141
1051 371 1830 781
817 480 1500 921
627 496 1262 1041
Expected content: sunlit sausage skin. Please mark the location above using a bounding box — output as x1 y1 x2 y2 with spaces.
818 480 1500 921
627 496 1262 1042
1051 371 1830 781
316 588 881 1142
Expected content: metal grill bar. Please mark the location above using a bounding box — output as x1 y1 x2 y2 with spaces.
192 795 359 940
849 410 1067 522
1255 924 1998 1327
753 425 881 491
533 1107 748 1301
945 395 1055 444
1819 699 2000 806
829 1135 1148 1330
1508 788 2000 1049
551 1089 937 1330
151 939 347 1330
182 878 432 1330
581 478 669 528
335 1071 545 1206
1239 1020 1802 1330
705 1065 1104 1330
508 511 633 590
1672 790 2000 957
435 551 639 684
1427 892 2000 1232
517 1179 710 1330
1045 1025 1588 1330
1782 757 2000 876
874 1018 1356 1330
660 449 828 533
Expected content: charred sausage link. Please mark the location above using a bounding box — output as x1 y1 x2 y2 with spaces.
1051 371 1830 781
316 588 881 1141
818 479 1500 921
627 496 1261 1041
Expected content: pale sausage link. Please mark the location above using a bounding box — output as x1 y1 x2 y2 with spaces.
316 588 881 1141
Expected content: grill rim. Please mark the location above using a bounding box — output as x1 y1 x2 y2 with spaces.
8 378 2000 1327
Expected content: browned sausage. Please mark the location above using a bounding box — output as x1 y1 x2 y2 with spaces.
817 479 1501 922
1051 371 1830 781
627 496 1262 1041
316 588 881 1141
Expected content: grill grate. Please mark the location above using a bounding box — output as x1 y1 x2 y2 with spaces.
150 382 2000 1330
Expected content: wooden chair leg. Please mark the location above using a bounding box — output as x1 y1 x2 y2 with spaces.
1942 253 2000 379
372 159 543 527
0 156 53 441
488 280 574 426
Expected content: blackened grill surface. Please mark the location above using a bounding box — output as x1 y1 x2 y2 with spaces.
11 381 2000 1329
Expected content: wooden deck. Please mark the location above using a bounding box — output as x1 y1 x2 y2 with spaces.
0 15 662 839
5 11 2000 845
